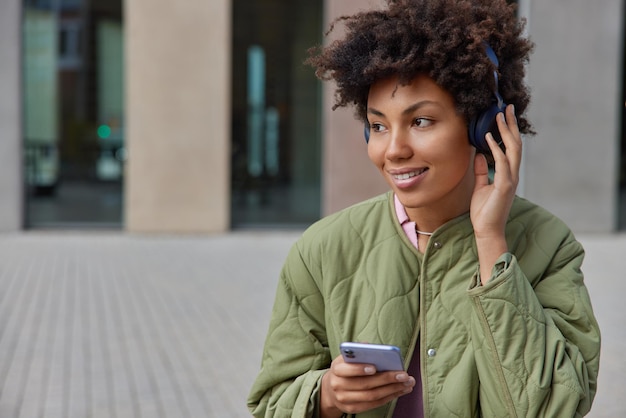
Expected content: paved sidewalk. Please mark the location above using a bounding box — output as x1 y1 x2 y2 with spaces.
0 231 622 417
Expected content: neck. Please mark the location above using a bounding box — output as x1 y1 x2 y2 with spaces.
405 198 471 234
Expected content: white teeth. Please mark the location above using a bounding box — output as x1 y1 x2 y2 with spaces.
393 170 424 180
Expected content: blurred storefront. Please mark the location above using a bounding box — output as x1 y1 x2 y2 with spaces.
18 0 325 231
0 0 623 233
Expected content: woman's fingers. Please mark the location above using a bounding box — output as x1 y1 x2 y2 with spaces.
323 355 415 415
487 105 522 187
329 374 414 415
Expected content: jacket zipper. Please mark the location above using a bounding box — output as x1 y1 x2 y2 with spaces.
382 259 423 418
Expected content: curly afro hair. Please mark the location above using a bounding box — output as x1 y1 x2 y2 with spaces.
306 0 535 135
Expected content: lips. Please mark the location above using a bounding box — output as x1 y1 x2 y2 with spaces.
388 167 429 189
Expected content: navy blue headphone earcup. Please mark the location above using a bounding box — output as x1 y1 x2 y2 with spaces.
469 103 505 153
469 43 508 154
364 122 370 143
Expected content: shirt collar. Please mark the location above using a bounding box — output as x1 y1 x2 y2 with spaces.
394 194 418 249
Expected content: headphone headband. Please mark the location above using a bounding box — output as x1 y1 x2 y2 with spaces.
483 42 505 109
467 42 507 152
483 42 499 67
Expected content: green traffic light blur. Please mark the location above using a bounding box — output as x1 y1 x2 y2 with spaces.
97 124 112 139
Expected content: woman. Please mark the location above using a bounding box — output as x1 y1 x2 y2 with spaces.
248 0 601 417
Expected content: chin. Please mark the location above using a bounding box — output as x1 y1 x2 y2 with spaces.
395 192 427 209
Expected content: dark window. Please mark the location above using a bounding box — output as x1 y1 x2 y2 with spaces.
23 0 124 228
231 0 323 227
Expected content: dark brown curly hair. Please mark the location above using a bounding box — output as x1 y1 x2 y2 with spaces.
306 0 535 135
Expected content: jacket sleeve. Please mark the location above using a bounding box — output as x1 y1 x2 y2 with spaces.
247 242 331 418
468 236 601 418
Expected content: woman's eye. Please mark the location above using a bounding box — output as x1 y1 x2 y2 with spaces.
414 117 433 127
371 123 385 133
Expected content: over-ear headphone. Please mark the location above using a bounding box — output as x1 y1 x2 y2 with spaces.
363 42 506 155
468 43 507 153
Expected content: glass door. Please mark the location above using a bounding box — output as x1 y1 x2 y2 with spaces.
231 0 323 227
23 0 124 228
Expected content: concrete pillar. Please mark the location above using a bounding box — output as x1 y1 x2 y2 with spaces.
125 0 231 233
0 0 24 231
322 0 388 216
522 0 623 233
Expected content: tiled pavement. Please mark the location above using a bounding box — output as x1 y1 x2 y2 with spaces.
0 231 622 417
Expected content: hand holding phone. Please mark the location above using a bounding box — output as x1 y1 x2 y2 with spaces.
340 342 404 372
320 343 413 416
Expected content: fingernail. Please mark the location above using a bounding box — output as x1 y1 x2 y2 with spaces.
395 373 408 382
364 366 376 375
403 377 416 387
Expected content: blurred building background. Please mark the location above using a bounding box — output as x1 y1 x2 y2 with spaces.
0 0 623 234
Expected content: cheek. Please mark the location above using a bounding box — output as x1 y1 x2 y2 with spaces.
448 147 476 179
367 143 383 167
435 130 473 161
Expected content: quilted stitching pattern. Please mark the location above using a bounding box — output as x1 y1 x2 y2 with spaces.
248 192 601 418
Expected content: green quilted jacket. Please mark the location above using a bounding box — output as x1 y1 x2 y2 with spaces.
248 192 601 417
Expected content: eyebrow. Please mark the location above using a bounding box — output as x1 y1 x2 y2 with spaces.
367 100 441 117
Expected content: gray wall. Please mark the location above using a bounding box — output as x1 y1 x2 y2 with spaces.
0 0 24 231
521 0 623 233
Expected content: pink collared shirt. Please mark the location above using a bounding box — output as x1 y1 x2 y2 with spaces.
394 194 419 249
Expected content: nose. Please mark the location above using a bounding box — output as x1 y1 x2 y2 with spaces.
385 128 413 161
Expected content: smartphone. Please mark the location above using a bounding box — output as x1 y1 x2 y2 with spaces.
340 342 404 372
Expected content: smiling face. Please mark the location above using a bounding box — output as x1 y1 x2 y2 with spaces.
367 74 477 224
